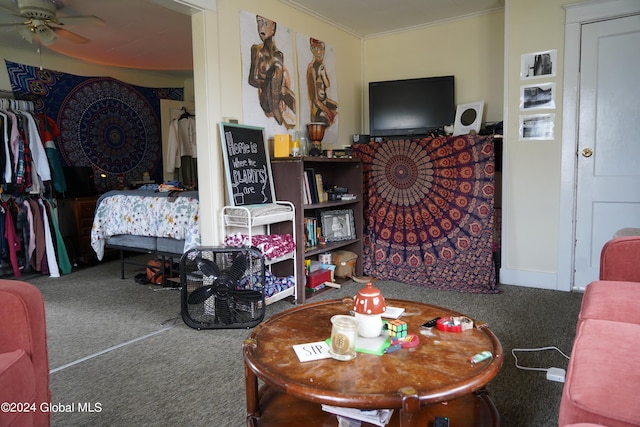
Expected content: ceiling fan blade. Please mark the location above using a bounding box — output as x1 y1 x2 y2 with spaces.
0 22 27 27
0 4 20 17
52 26 88 43
55 15 104 26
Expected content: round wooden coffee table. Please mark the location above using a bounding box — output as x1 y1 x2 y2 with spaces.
243 298 503 426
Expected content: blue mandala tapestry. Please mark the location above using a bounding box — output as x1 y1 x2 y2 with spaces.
5 60 183 189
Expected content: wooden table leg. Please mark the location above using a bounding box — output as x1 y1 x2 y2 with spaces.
244 339 260 427
399 387 420 427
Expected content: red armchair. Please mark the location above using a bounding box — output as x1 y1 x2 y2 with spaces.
0 280 51 427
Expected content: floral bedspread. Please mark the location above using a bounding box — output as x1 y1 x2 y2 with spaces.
91 191 200 260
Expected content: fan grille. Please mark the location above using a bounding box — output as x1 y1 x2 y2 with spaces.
180 247 266 329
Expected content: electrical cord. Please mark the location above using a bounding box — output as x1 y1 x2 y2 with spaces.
511 346 570 372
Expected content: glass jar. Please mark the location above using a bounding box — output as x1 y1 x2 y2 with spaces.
297 130 309 156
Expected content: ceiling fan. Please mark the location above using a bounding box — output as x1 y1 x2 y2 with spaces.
0 0 104 45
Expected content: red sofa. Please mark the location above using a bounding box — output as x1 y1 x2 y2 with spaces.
559 236 640 427
0 280 51 427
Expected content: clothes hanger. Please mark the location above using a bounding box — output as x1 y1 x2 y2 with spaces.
179 106 194 120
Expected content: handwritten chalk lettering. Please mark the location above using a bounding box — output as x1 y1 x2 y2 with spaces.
226 138 258 156
222 124 274 206
232 158 248 168
232 166 268 186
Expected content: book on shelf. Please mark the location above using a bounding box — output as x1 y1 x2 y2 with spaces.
304 216 319 248
304 167 319 204
315 173 325 203
302 173 312 204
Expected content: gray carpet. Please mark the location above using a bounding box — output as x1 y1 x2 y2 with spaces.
27 255 583 426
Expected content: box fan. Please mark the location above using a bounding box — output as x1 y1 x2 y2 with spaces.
180 247 266 329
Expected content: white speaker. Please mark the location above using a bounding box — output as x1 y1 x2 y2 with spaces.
453 101 484 136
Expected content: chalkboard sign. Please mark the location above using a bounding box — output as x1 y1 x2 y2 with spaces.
219 122 276 206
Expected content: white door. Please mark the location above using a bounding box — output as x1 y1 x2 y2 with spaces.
573 14 640 287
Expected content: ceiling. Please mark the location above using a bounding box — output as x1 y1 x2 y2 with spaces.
0 0 503 75
281 0 504 37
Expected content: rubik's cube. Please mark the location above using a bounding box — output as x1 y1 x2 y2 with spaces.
387 319 407 338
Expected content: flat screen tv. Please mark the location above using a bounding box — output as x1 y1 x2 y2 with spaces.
369 75 455 137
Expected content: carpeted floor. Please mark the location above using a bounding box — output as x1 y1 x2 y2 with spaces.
26 255 583 426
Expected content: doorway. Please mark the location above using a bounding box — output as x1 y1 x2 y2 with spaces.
559 0 640 291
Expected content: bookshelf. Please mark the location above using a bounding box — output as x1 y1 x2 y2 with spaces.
271 157 363 303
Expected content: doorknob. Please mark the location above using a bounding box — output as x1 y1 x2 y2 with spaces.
581 148 593 158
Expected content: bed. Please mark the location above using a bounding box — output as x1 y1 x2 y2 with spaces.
91 191 296 304
91 189 201 284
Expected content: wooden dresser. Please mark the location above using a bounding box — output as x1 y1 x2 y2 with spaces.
57 196 99 264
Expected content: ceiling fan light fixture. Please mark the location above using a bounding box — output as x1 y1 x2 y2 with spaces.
34 25 56 45
17 25 35 43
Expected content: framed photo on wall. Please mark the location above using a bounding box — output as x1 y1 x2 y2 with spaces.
519 113 555 141
321 209 355 242
520 49 557 80
520 82 556 110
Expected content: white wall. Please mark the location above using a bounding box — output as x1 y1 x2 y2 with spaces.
363 11 505 126
499 0 587 290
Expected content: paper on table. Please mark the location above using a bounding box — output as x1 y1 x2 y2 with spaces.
293 341 332 362
381 306 405 319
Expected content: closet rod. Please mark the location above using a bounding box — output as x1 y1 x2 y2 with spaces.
0 98 35 112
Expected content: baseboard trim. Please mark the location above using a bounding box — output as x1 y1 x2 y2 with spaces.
499 268 568 291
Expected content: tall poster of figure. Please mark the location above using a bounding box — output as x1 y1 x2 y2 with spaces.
241 11 297 137
296 33 339 145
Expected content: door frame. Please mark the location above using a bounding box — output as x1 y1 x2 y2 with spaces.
558 0 640 291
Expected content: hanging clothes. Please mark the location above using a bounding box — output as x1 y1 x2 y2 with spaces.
2 200 21 277
42 199 71 275
0 99 73 278
0 110 10 184
39 114 67 194
19 111 51 193
21 199 35 270
38 199 59 278
27 199 46 273
166 113 197 189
